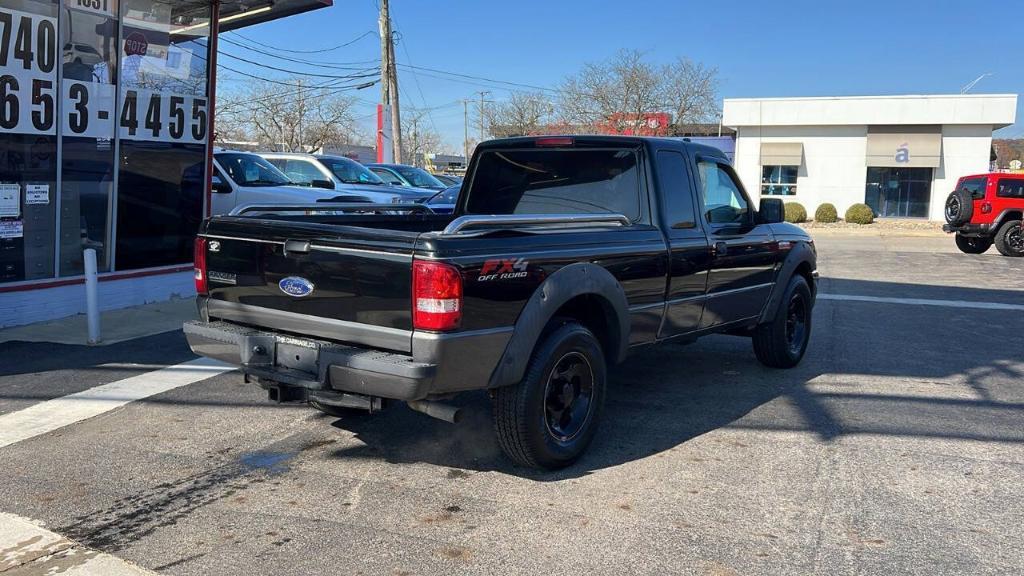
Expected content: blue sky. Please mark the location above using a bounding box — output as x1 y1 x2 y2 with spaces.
221 0 1024 151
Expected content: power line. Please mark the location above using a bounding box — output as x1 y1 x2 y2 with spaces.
395 63 558 93
226 30 378 54
218 49 380 79
219 36 379 70
218 62 378 89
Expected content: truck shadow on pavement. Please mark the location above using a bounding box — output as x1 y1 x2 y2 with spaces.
327 286 1024 480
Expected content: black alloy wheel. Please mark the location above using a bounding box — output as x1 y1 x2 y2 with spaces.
994 221 1024 257
542 351 596 443
785 291 809 357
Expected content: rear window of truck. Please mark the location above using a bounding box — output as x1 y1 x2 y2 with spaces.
957 177 987 198
464 148 641 219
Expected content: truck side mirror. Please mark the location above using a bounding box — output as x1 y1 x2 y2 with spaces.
758 198 784 224
211 175 232 194
311 179 335 190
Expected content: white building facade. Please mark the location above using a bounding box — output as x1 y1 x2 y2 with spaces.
722 95 1018 221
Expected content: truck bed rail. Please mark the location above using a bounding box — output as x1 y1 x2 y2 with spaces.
228 202 435 217
441 213 631 236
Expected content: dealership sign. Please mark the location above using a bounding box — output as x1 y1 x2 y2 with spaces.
895 143 910 164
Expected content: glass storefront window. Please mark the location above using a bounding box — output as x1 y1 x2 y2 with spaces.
115 0 209 270
865 167 933 218
761 165 798 196
60 3 119 276
0 1 60 283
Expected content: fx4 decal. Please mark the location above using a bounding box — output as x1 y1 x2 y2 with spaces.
479 258 528 281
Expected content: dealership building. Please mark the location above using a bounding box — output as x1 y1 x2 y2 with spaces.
722 94 1018 221
0 0 332 328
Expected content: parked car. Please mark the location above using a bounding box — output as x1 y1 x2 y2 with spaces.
433 174 463 187
260 153 435 204
943 173 1024 256
365 163 448 191
210 151 342 216
186 135 817 469
425 185 460 214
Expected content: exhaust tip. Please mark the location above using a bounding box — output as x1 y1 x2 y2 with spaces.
408 400 461 424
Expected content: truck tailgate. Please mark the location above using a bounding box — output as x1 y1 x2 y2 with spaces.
200 217 419 352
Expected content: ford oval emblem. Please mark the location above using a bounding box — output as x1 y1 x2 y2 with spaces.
279 276 315 297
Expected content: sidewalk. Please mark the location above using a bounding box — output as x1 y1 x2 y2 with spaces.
0 512 158 574
0 298 196 346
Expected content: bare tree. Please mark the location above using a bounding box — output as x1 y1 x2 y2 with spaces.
486 91 555 137
401 110 443 167
218 78 360 152
558 49 720 134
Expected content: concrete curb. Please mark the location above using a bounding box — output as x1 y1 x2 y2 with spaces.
0 512 157 575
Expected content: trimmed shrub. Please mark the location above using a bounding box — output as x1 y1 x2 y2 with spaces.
814 203 838 223
783 202 807 223
845 203 875 225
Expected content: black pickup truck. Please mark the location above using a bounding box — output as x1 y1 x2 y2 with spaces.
185 135 817 469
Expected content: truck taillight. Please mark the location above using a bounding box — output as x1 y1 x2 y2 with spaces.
194 237 208 294
412 260 462 331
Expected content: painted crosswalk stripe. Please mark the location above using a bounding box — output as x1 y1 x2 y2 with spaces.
819 293 1024 311
0 357 233 450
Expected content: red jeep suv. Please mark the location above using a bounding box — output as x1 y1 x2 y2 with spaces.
943 173 1024 257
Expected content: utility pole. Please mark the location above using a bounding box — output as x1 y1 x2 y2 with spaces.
378 0 402 162
477 90 491 142
462 99 470 163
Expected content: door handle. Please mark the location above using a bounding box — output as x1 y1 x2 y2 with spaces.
713 241 728 256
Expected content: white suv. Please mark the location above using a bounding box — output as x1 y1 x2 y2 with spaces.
210 151 346 215
260 153 435 204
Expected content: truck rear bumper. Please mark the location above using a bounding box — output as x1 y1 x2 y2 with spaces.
943 223 993 237
183 320 512 401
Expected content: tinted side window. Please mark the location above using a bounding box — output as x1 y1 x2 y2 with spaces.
656 150 697 228
958 177 988 198
372 168 404 185
996 179 1024 199
284 160 323 184
465 149 641 219
697 161 748 224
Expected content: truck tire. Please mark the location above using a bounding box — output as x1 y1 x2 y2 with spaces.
993 220 1024 257
954 234 992 254
944 190 973 225
752 275 812 369
492 322 606 469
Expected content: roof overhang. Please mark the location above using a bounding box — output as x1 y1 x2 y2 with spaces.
218 0 333 32
723 94 1018 130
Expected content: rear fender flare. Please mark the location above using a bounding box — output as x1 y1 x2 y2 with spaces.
487 262 629 389
758 241 816 324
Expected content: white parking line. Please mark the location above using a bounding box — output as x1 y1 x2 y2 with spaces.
0 357 233 450
819 293 1024 311
0 512 158 574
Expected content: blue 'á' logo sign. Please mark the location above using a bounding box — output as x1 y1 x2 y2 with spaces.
895 142 910 163
279 276 315 297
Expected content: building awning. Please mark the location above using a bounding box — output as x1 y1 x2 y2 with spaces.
866 126 942 167
760 142 803 166
218 0 334 32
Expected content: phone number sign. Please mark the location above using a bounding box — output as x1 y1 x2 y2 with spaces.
1 6 209 144
0 8 58 136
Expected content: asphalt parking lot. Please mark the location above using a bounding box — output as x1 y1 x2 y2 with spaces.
1 234 1022 576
